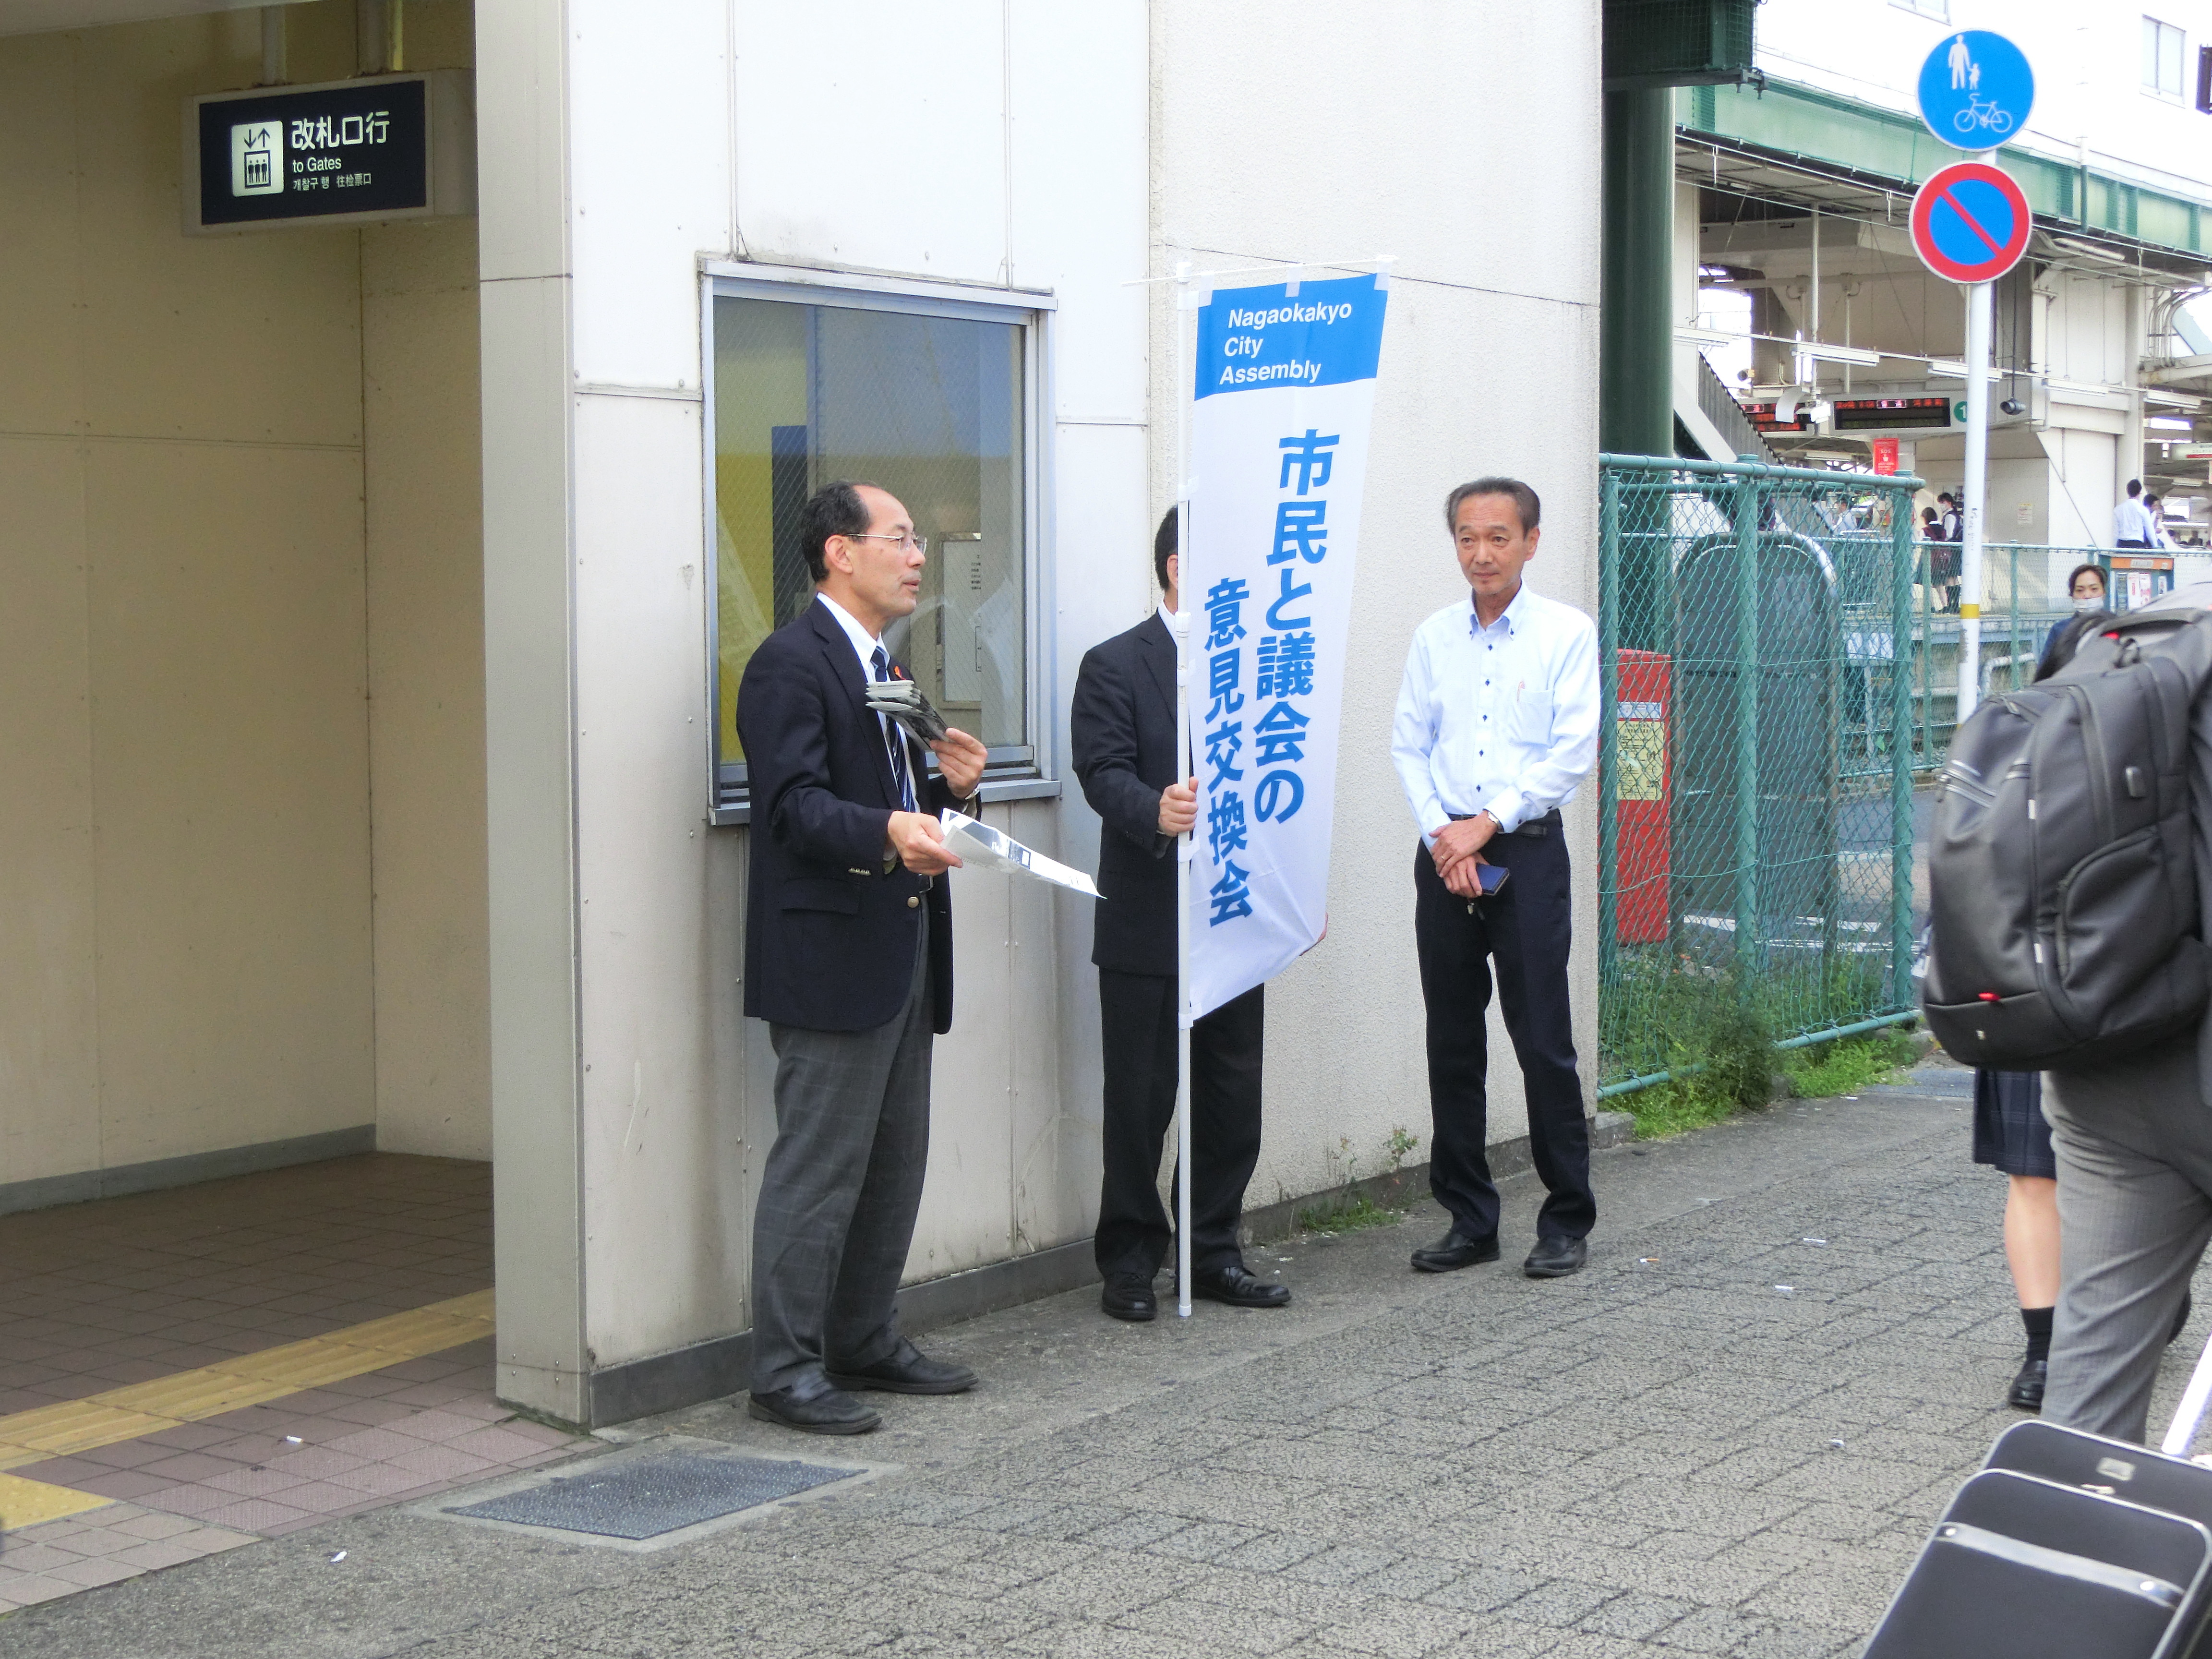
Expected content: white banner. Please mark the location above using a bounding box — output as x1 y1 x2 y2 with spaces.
1182 272 1388 1021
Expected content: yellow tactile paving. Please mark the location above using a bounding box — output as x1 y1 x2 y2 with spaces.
0 1290 494 1475
0 1472 114 1530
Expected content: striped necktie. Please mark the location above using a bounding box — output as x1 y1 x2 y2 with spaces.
871 646 918 812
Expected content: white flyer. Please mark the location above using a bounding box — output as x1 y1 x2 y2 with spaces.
940 809 1101 898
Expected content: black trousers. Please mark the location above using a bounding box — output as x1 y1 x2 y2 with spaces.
1412 825 1595 1244
1095 971 1263 1279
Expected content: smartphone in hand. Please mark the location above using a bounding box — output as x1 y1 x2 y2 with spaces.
1476 863 1510 896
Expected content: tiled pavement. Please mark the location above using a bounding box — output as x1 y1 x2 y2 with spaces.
0 1156 585 1613
0 1154 492 1419
8 1081 2173 1659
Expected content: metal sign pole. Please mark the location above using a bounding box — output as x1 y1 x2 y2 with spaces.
1172 263 1196 1322
1957 278 1992 723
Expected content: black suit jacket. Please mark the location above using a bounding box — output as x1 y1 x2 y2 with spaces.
737 598 956 1034
1071 612 1181 977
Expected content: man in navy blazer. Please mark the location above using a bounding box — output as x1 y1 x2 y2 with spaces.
1070 509 1288 1322
736 480 988 1434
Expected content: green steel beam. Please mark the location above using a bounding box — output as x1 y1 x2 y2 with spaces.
1602 88 1677 457
1679 79 2212 261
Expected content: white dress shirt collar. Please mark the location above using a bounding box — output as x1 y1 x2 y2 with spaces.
1158 599 1188 641
816 591 884 675
1467 580 1533 637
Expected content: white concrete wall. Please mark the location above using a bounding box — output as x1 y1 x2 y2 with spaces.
0 1 492 1193
484 0 1599 1417
1149 0 1606 1204
0 4 408 1190
481 0 1153 1409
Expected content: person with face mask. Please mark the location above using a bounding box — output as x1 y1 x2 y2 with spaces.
2038 563 2108 678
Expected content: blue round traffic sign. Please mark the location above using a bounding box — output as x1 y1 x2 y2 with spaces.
1910 161 2032 285
1916 30 2034 150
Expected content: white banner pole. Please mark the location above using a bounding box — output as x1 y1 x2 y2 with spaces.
1956 277 1991 722
1173 262 1195 1322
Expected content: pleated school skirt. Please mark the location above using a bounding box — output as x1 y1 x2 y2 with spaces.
1972 1068 2056 1180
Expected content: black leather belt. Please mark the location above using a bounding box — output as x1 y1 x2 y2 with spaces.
1448 809 1560 838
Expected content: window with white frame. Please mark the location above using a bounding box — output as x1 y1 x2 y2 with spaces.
1889 0 1948 21
705 277 1040 819
2145 16 2186 97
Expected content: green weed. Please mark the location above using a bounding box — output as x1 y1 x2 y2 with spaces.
1781 1029 1914 1099
1297 1190 1407 1234
1297 1127 1422 1235
1613 969 1777 1142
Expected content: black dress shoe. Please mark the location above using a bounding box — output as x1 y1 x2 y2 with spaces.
826 1338 977 1395
1523 1236 1588 1278
1190 1264 1291 1308
747 1385 880 1435
1410 1230 1500 1273
1101 1273 1157 1322
2008 1358 2047 1413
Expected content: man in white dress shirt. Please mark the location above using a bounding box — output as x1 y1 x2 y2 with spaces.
2116 479 2154 549
1391 477 1601 1279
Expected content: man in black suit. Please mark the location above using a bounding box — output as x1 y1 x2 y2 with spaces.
1070 509 1289 1322
736 480 990 1433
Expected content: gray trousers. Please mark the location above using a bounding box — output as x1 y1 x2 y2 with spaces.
750 920 933 1396
2043 1033 2212 1443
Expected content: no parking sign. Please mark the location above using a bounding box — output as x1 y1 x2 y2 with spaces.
1909 161 2032 286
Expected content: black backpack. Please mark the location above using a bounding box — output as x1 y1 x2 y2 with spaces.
1923 604 2212 1069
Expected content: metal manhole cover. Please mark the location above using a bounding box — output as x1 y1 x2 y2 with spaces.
446 1452 855 1539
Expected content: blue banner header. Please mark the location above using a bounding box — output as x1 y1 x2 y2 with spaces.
1194 273 1387 400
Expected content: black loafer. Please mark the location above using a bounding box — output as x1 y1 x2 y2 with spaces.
1101 1273 1158 1322
1411 1230 1500 1274
1523 1236 1588 1278
1190 1264 1290 1308
826 1339 977 1395
2007 1358 2047 1413
747 1385 880 1435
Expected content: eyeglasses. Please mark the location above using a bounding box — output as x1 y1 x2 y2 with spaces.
847 531 929 556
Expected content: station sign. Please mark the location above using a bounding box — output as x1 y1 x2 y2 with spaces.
184 72 474 234
1910 161 2032 286
1916 30 2034 151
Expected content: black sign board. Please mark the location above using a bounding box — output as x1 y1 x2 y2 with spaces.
1832 397 1953 433
186 72 472 234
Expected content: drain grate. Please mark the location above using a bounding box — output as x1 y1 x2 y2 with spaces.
446 1452 855 1540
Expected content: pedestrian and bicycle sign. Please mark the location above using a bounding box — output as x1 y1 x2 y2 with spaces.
1910 161 2032 286
1916 30 2035 150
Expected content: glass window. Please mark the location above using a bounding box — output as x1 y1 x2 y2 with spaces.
708 288 1031 814
2145 16 2185 96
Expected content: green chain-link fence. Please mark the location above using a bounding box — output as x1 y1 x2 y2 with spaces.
1906 540 2154 762
1596 454 1921 1097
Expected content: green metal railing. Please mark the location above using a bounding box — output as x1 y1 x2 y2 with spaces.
1596 455 1922 1097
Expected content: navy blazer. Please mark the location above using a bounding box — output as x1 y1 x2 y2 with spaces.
1071 613 1181 977
737 598 957 1034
